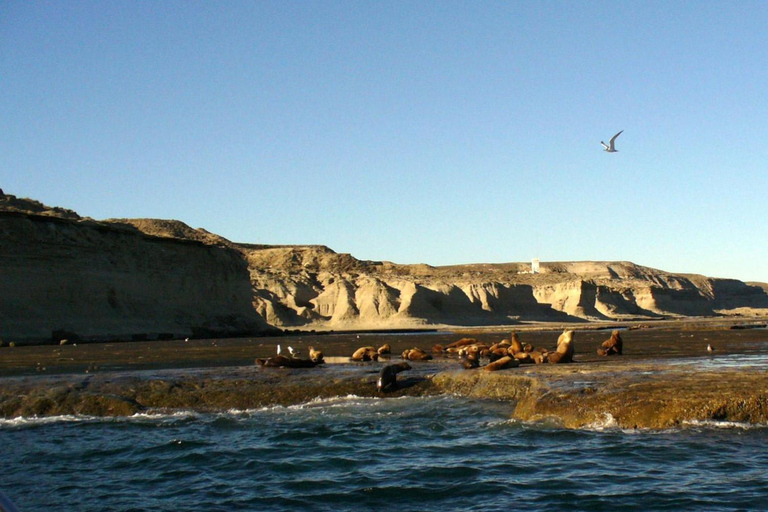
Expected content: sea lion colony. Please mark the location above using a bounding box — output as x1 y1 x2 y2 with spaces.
256 329 605 374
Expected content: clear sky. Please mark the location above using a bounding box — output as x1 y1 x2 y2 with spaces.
2 1 767 282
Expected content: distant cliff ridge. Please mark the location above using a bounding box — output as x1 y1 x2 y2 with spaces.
244 247 768 328
2 193 767 341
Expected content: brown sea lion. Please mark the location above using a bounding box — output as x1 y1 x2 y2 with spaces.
483 356 520 371
530 350 549 364
460 353 480 369
513 352 534 364
351 346 379 361
377 362 412 392
597 330 623 356
457 344 481 358
377 343 391 355
308 346 324 364
445 337 480 350
432 344 445 353
402 348 433 361
488 347 509 362
548 330 575 364
510 332 524 354
256 355 317 368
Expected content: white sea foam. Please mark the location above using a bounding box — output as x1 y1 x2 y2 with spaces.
584 413 620 431
0 414 98 428
0 410 204 429
289 394 371 409
682 419 767 430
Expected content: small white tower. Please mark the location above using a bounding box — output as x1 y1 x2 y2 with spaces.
531 258 540 274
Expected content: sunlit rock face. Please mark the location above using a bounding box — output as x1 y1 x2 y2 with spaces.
3 194 768 339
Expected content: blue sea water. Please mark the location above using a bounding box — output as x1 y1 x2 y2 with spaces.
3 395 768 511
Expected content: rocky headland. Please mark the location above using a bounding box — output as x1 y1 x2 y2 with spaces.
3 193 768 429
2 193 768 343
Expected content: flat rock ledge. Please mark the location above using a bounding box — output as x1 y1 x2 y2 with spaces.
2 359 768 429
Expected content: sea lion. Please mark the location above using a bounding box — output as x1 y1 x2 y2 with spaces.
513 352 534 364
488 342 506 352
377 362 412 392
460 353 480 369
402 348 433 361
308 346 324 364
483 356 520 371
377 343 391 355
548 330 575 364
445 337 480 350
488 347 509 362
530 350 549 364
458 344 482 358
510 332 523 354
432 344 445 353
597 330 623 356
351 346 379 361
256 355 317 368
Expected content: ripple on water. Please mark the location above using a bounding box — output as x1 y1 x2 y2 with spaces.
5 396 768 511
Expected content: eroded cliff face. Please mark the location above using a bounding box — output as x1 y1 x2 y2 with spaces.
242 250 768 329
3 194 768 338
0 197 271 342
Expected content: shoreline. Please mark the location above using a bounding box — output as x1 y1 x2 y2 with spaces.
2 320 768 429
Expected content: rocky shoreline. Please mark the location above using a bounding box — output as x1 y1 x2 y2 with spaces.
2 324 768 429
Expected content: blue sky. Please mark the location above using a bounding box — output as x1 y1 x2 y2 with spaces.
2 1 767 282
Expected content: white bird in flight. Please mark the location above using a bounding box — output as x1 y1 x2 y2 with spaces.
601 130 623 153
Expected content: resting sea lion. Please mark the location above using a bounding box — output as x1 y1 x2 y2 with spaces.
377 343 391 355
514 352 534 364
377 362 412 392
488 347 509 362
351 346 379 361
460 353 480 369
308 346 324 363
256 355 317 368
445 337 480 350
597 330 623 356
402 348 433 361
483 356 519 371
548 330 575 364
531 350 549 364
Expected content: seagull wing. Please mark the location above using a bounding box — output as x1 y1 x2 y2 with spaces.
601 141 610 150
609 130 623 144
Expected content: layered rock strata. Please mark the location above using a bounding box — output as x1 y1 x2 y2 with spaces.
1 199 271 342
2 193 768 340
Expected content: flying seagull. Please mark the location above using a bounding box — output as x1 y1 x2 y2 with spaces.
601 130 623 153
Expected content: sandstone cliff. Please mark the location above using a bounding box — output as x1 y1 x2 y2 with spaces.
1 195 272 342
242 247 768 328
2 193 767 341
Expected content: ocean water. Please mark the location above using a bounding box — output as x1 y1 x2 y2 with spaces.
3 395 768 512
